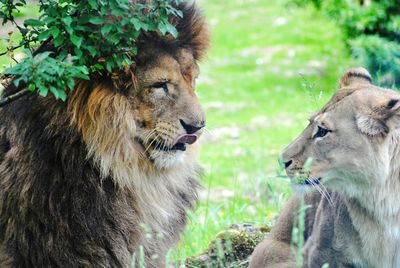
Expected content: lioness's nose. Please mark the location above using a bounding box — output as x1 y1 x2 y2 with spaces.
284 160 293 169
180 119 205 134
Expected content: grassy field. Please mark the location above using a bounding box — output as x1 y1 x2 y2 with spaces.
0 0 355 265
174 0 354 261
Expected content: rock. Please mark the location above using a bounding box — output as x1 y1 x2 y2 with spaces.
186 224 270 268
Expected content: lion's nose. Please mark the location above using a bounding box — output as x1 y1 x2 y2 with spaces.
180 119 205 134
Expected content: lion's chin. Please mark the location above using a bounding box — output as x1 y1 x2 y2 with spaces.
150 150 186 169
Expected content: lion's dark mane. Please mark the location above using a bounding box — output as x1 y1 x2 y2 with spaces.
0 94 139 267
0 2 209 267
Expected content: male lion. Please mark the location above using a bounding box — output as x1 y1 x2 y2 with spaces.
0 3 209 267
250 68 400 268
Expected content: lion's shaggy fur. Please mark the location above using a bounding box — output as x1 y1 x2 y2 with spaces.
250 68 400 268
0 2 209 267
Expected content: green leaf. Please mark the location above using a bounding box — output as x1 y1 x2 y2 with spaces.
74 47 83 58
88 0 99 9
24 19 45 27
70 35 83 48
62 17 72 27
106 60 115 72
73 72 90 80
111 9 125 16
90 64 104 72
131 18 144 31
86 46 97 57
58 90 67 101
123 56 132 65
49 86 59 99
101 24 113 35
165 23 178 38
38 87 48 97
54 35 64 47
38 29 52 41
89 16 105 25
49 26 60 38
66 78 75 90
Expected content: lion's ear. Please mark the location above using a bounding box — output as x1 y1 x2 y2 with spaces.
340 67 372 88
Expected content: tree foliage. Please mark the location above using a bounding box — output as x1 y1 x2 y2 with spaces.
290 0 400 87
0 0 184 102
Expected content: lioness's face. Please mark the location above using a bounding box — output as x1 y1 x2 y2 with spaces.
282 68 400 197
132 48 205 169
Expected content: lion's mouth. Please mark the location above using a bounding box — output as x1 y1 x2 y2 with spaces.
171 134 198 150
141 134 198 152
163 134 198 151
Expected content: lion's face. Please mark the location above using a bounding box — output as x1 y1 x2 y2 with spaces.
67 3 209 186
282 68 400 197
132 48 205 169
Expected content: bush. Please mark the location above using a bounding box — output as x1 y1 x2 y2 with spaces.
290 0 400 87
351 35 400 86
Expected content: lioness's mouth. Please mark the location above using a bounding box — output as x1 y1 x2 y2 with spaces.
302 178 322 185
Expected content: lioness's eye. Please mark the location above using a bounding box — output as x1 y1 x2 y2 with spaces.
152 82 169 94
313 126 331 139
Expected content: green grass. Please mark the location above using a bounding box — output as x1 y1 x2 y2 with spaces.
0 0 355 264
174 0 354 261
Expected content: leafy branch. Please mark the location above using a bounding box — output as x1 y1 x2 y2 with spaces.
0 0 185 106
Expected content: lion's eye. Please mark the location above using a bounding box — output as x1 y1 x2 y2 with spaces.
313 126 331 139
152 82 169 94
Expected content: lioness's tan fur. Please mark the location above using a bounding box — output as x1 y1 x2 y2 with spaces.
250 68 400 268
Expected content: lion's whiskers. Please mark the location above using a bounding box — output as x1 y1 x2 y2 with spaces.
203 127 213 138
143 129 157 144
145 133 161 154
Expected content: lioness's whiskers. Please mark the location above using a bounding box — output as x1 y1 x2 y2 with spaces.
319 182 334 207
308 178 334 207
307 178 325 200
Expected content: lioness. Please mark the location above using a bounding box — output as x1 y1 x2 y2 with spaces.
0 2 209 267
250 68 400 268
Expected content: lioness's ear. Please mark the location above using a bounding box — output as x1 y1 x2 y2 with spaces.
356 97 400 136
356 115 388 136
373 98 400 119
340 67 372 88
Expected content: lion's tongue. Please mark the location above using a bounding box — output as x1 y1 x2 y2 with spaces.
173 134 198 146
